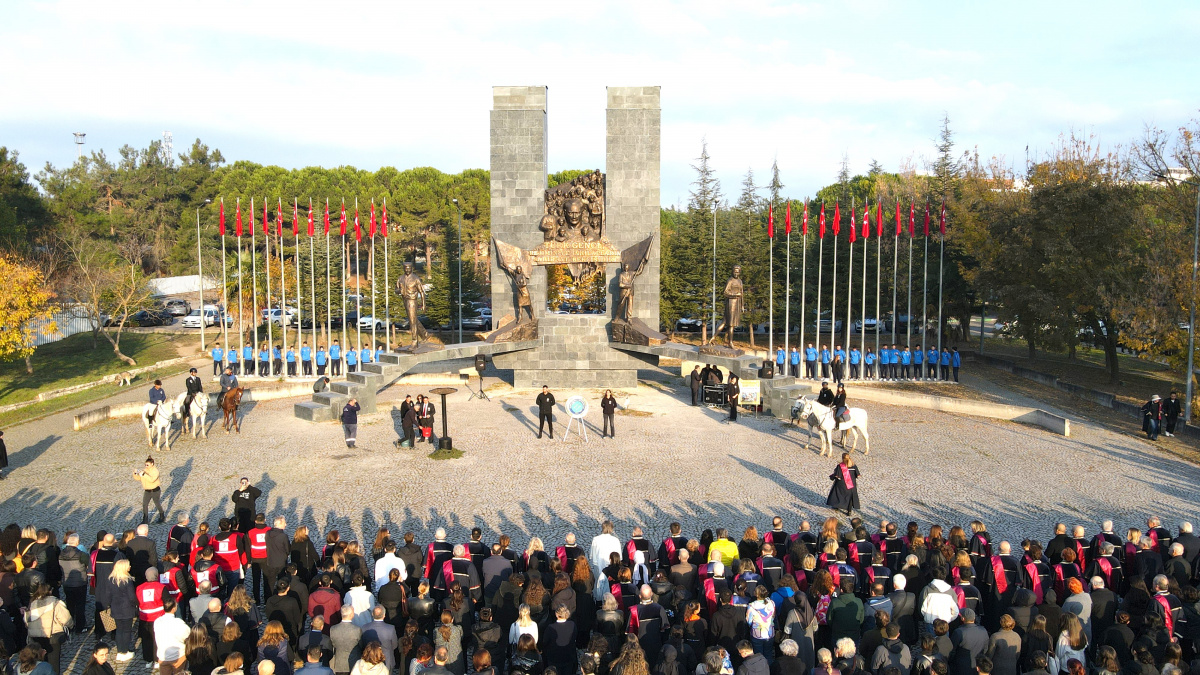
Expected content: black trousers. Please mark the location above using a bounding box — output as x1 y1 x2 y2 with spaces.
142 488 164 523
260 360 270 376
806 361 816 378
603 413 615 437
244 360 254 376
953 366 960 383
303 360 313 375
229 361 239 375
538 412 553 438
30 633 66 675
348 362 357 373
274 358 283 375
690 388 698 405
331 358 342 375
900 364 910 379
790 363 799 378
850 364 859 379
729 403 738 421
65 585 87 632
287 361 296 376
139 618 156 663
941 364 950 379
866 363 875 378
317 363 326 375
821 363 830 378
213 361 222 375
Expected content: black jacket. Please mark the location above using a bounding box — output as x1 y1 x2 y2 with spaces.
341 403 360 425
601 397 617 415
536 392 555 414
816 388 835 406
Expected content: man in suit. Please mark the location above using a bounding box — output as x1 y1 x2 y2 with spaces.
1089 576 1118 639
126 524 159 582
888 574 917 644
297 645 334 675
298 617 334 665
359 606 398 670
949 608 988 675
670 550 699 594
330 606 361 675
690 366 702 406
481 544 513 606
536 385 556 439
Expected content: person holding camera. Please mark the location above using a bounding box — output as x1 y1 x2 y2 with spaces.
132 457 164 525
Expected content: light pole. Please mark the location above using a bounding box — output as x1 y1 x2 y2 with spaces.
453 198 462 345
1157 171 1200 424
711 203 717 337
196 199 212 350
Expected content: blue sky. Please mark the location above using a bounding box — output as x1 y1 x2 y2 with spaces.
2 1 1197 207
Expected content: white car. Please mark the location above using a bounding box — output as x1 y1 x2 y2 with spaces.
357 315 386 330
262 308 297 326
181 307 231 328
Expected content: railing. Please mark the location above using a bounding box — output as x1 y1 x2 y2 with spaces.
31 304 97 346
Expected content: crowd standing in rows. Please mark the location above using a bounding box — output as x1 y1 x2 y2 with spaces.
784 345 961 386
2 498 1200 675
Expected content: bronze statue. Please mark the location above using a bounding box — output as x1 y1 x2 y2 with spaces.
708 265 744 348
397 262 428 345
494 237 534 324
538 214 560 242
563 198 585 237
543 171 605 243
617 235 653 322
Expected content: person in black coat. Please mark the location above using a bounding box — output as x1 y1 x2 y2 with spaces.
727 375 741 422
400 404 418 447
709 590 749 667
536 386 555 439
600 391 618 438
1162 391 1182 436
0 430 7 479
689 366 702 406
101 561 139 657
341 399 361 448
543 606 578 674
826 453 860 516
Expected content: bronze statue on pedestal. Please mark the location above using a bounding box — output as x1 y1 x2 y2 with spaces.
707 265 744 349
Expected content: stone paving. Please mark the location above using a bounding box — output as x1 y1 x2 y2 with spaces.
1 366 1197 673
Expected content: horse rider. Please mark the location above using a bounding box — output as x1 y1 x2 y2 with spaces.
833 383 849 424
183 368 203 421
816 380 835 407
219 367 239 408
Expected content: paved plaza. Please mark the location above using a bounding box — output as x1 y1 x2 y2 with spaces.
0 367 1193 550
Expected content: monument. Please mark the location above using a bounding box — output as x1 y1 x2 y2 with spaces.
488 86 661 388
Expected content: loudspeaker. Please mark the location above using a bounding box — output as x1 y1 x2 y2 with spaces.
759 361 775 379
474 355 487 374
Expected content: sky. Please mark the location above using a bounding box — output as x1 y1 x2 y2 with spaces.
2 1 1198 207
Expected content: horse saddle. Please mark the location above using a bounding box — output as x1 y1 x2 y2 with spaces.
836 407 850 425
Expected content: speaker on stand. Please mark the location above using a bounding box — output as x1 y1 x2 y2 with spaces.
469 354 491 401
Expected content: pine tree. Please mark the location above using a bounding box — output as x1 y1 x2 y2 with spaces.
767 159 784 207
933 114 959 201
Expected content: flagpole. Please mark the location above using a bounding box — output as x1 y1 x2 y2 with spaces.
906 221 913 350
279 200 286 376
355 197 362 357
922 215 930 377
769 210 774 358
309 200 316 354
236 199 243 376
875 205 883 371
370 203 377 355
937 207 945 370
861 205 868 376
383 199 390 351
264 201 273 377
831 206 838 355
846 200 855 353
250 198 257 374
799 201 808 371
340 200 346 361
784 212 791 362
815 204 823 373
294 199 302 374
892 209 900 347
220 215 229 363
325 200 332 352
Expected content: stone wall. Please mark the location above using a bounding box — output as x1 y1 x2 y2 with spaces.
492 315 646 389
490 86 548 322
605 87 661 329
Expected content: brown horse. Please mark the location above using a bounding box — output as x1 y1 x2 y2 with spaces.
221 387 244 434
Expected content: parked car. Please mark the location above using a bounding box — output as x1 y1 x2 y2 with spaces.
164 299 192 316
853 318 882 334
675 317 704 332
357 315 387 330
262 307 297 326
463 309 492 331
181 306 231 328
130 308 173 327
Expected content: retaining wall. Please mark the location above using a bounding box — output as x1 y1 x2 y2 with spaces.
73 381 315 431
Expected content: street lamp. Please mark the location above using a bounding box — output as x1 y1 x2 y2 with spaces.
1155 171 1200 424
453 198 462 345
196 198 213 350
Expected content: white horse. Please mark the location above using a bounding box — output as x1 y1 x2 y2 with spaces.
795 396 871 456
176 391 208 439
141 399 179 451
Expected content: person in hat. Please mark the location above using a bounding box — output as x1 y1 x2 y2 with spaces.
816 380 835 407
183 367 203 421
218 366 238 407
1141 395 1163 441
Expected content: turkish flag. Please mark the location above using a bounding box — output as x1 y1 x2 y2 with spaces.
848 207 857 243
369 202 377 238
292 200 300 237
767 204 774 239
249 197 255 235
802 201 808 236
263 199 270 237
875 202 883 237
276 199 284 236
235 199 243 237
324 200 331 235
818 203 826 239
785 201 792 235
939 200 947 235
861 203 870 240
339 202 347 237
354 208 361 242
894 201 901 237
381 201 389 238
832 202 841 236
909 203 916 238
923 204 931 237
307 200 315 237
218 199 225 236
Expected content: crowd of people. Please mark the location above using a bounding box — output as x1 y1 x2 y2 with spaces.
1 502 1199 675
777 345 961 385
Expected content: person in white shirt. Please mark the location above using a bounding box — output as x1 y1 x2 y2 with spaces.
153 597 191 675
373 542 407 590
589 520 621 600
343 573 377 627
919 579 960 624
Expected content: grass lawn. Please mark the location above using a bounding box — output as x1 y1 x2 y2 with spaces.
965 337 1182 405
0 332 200 407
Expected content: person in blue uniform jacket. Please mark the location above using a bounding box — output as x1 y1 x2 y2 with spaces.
345 346 358 373
789 347 801 378
315 345 328 376
820 345 831 379
913 344 923 381
951 347 961 382
300 342 313 376
849 347 861 380
330 340 342 376
864 348 876 379
211 346 224 376
285 346 297 377
805 344 818 379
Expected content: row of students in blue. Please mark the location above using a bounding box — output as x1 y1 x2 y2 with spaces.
785 342 962 383
210 339 389 378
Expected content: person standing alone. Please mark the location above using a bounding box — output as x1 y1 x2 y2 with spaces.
133 457 165 524
342 398 360 448
600 390 617 439
536 386 555 439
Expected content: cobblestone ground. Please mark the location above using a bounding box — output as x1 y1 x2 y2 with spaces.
1 369 1196 673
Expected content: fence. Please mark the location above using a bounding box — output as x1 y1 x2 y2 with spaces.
31 303 96 346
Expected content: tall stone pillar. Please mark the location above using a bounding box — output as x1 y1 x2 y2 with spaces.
490 86 548 323
605 86 661 329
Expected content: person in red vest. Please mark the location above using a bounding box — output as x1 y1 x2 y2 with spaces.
136 567 166 664
211 518 247 593
248 514 272 603
159 551 190 620
191 547 222 599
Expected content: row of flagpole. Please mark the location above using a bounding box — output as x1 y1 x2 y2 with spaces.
764 199 947 373
207 197 393 376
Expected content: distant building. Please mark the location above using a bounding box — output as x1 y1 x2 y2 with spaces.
148 275 218 298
